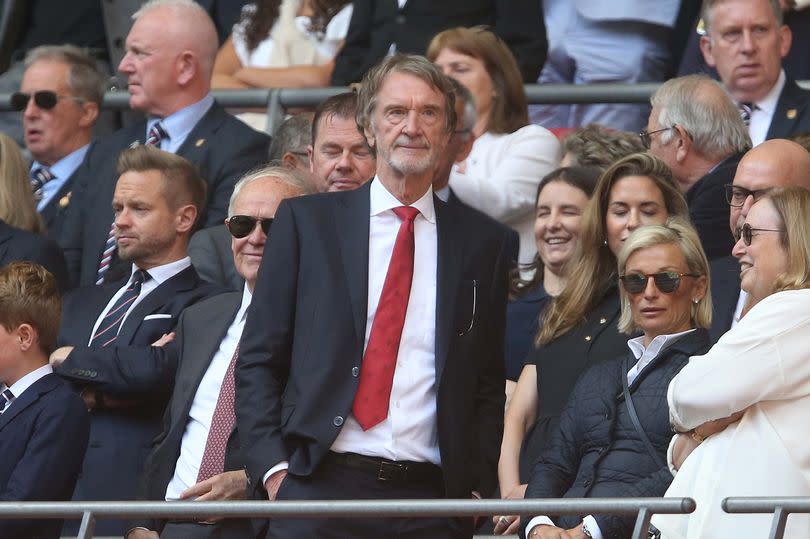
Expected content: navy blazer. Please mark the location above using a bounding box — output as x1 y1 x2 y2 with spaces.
0 373 89 539
236 181 512 500
54 264 224 536
57 102 271 287
709 255 741 344
766 78 810 141
0 219 69 293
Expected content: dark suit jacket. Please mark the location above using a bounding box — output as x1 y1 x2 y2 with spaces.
0 373 90 539
189 224 243 291
236 181 511 500
53 264 224 535
0 219 69 293
58 102 271 287
685 152 743 261
331 0 547 85
766 78 810 141
40 165 81 242
447 188 520 270
708 254 740 344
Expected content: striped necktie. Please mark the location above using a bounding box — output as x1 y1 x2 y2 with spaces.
145 121 168 147
90 270 150 347
739 102 755 127
0 388 14 413
30 166 55 201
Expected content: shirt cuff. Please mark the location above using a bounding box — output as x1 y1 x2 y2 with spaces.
583 515 604 539
525 515 555 537
262 461 289 486
666 434 680 476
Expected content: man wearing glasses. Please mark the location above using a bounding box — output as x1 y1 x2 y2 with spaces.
709 138 810 343
15 45 104 238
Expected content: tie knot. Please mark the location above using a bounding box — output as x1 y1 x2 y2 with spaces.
132 269 150 286
146 122 168 145
392 206 420 223
1 388 14 411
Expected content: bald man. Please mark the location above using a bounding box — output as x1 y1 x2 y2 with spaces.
59 0 271 287
710 139 810 342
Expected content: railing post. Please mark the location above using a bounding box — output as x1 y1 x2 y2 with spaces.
768 506 789 539
631 506 652 539
77 510 96 539
264 89 284 135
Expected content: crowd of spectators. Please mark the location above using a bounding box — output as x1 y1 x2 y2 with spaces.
1 0 810 538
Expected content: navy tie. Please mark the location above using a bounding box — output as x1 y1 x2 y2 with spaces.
90 270 150 347
0 388 14 413
30 166 55 201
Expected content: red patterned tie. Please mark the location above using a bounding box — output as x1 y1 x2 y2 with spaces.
352 206 420 431
197 345 239 482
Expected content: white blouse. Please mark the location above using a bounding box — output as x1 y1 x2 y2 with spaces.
448 124 560 265
653 288 810 538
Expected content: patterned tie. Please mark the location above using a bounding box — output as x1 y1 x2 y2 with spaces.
197 345 240 482
89 270 149 347
30 166 55 201
95 122 167 285
0 388 14 413
352 206 419 431
739 102 754 127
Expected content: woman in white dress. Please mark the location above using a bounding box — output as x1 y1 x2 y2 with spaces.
653 186 810 538
427 27 561 267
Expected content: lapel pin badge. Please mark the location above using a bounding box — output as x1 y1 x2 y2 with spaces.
59 192 72 208
195 138 205 147
787 109 797 120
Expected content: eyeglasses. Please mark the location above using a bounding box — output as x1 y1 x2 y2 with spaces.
225 215 273 238
619 271 700 295
723 184 771 207
10 90 85 111
737 222 781 245
638 126 675 148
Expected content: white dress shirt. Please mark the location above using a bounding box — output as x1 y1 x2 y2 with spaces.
32 143 90 212
147 94 215 154
88 258 192 345
526 329 696 539
165 287 253 500
0 364 53 412
747 69 785 147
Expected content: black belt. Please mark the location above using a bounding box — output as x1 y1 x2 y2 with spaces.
325 451 442 485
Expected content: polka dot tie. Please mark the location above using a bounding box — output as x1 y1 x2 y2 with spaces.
197 345 240 482
352 206 420 431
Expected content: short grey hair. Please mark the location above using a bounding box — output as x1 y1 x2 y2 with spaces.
228 165 315 216
357 53 457 135
447 77 476 142
269 114 313 161
701 0 785 34
24 45 105 106
652 74 751 159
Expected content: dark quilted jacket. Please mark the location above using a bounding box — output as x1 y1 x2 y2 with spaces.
522 328 711 539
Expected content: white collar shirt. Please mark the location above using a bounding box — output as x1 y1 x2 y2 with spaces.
32 143 90 211
147 94 215 153
748 69 785 147
1 364 54 412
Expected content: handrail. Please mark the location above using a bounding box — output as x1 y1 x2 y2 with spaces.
0 497 695 539
722 497 810 539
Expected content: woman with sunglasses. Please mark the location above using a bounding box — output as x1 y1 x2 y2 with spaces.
521 218 711 539
654 187 810 538
495 153 689 534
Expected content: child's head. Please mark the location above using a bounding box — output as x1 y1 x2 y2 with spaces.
0 262 61 364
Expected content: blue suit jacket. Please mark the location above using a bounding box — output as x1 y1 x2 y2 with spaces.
0 373 89 539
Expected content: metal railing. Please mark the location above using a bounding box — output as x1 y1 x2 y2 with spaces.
723 497 810 539
0 497 695 539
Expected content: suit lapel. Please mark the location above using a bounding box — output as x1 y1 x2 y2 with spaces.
0 374 58 432
335 184 371 346
115 266 198 344
434 196 463 387
0 221 13 263
767 79 809 139
175 103 222 163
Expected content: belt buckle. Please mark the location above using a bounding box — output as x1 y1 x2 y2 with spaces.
377 460 407 482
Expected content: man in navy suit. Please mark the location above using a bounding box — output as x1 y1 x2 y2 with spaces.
16 45 104 239
700 0 810 146
51 145 223 536
0 262 90 539
236 54 511 538
59 0 271 287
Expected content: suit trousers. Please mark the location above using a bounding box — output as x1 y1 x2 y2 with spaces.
160 519 253 539
266 455 474 539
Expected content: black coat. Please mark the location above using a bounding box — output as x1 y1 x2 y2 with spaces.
522 329 711 539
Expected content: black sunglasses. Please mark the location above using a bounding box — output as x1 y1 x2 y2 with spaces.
737 222 780 246
10 90 85 111
619 271 700 295
226 215 273 238
723 184 771 208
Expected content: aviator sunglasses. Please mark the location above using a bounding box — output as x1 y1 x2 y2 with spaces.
10 90 85 111
619 271 699 295
225 215 273 238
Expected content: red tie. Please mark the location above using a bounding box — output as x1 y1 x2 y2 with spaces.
353 206 420 431
197 345 239 482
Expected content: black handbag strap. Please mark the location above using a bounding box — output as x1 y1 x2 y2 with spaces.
622 356 666 469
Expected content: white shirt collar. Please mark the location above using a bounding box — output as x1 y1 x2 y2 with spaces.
752 69 786 115
369 176 436 223
148 94 215 146
4 364 53 400
130 256 192 285
627 329 696 360
238 285 253 323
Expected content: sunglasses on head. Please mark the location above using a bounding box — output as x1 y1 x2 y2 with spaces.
10 90 85 111
619 271 700 295
225 215 273 238
736 222 781 246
